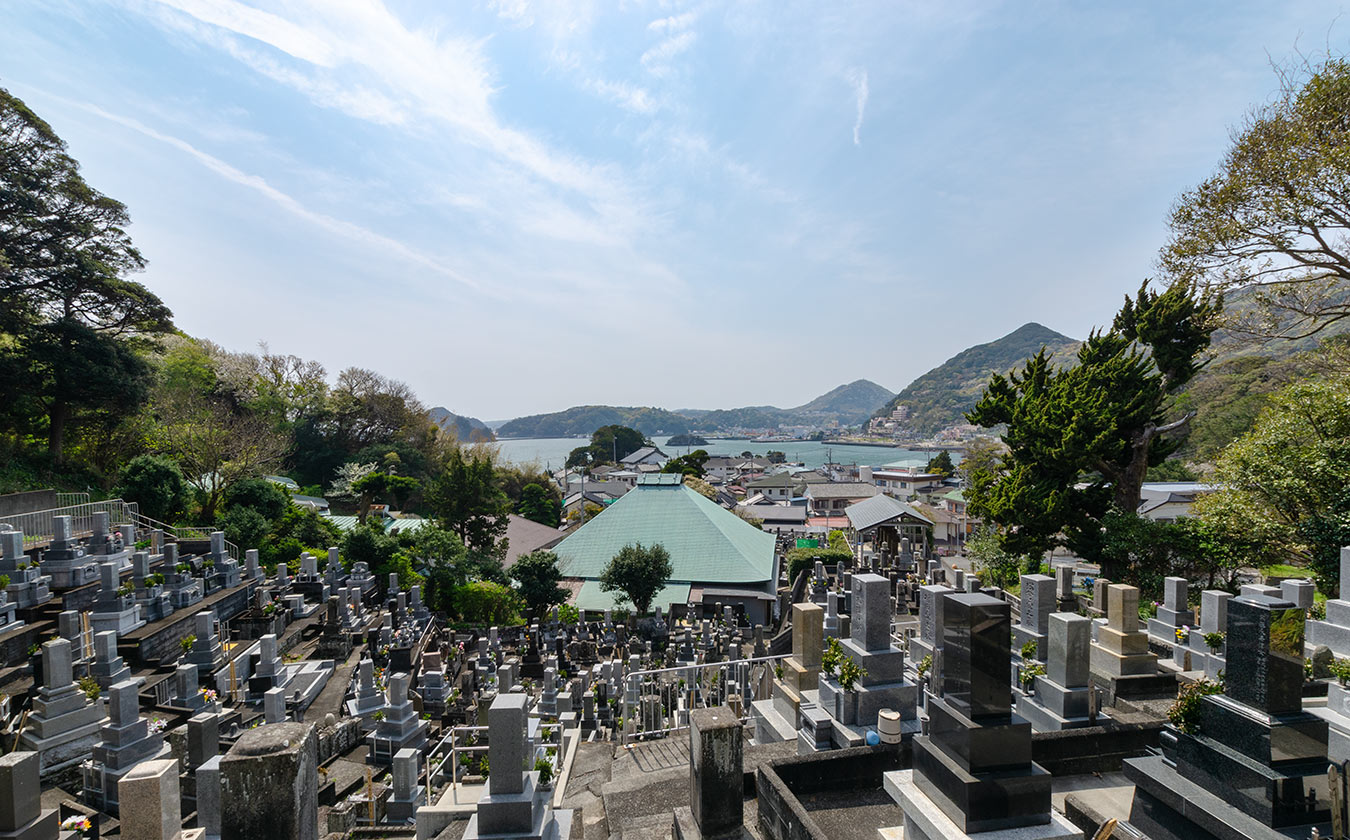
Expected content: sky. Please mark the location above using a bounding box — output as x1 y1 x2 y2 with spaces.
3 1 1348 421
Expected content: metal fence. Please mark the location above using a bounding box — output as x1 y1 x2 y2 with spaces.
0 498 240 561
620 653 790 744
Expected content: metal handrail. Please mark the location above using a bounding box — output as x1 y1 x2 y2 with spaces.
619 653 790 744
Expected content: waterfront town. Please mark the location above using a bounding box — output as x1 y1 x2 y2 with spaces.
6 3 1350 839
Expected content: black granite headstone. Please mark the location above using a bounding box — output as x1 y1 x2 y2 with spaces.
1225 594 1304 716
940 592 1011 723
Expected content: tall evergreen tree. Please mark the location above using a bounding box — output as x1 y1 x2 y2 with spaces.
0 87 173 460
967 281 1220 577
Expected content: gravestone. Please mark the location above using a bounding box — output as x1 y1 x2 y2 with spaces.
118 758 202 840
1147 576 1194 644
0 751 58 840
90 630 130 689
184 611 225 676
345 658 384 722
908 583 950 668
0 529 51 609
1186 589 1233 680
386 748 423 821
882 592 1074 838
1015 613 1101 731
365 673 428 765
1126 593 1331 840
19 639 108 773
817 573 917 741
462 693 572 840
220 722 318 840
85 677 171 813
89 561 145 636
1088 584 1158 700
37 515 99 589
1012 574 1055 662
672 706 744 840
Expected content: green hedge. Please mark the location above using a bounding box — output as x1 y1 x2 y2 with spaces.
785 546 853 583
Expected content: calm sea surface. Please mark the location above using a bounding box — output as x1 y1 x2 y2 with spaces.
493 436 945 470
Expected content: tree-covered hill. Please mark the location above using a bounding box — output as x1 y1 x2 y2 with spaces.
497 406 693 438
427 407 495 443
877 323 1081 435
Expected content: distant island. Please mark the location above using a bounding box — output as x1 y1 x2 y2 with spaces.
666 434 708 447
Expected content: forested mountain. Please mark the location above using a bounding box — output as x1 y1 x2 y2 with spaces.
497 406 694 438
495 380 894 437
427 407 495 442
876 323 1081 435
790 379 894 423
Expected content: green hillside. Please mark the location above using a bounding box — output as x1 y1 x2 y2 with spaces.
497 406 693 438
790 379 894 424
427 407 496 442
879 323 1081 435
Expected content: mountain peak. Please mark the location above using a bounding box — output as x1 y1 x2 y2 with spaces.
876 322 1080 434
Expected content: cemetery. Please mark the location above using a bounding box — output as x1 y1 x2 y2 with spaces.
0 503 1348 840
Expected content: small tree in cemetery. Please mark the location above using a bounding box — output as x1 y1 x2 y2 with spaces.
598 542 673 616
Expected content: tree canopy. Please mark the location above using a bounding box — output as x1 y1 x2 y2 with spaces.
508 550 569 617
598 542 672 615
967 281 1220 577
1 86 174 461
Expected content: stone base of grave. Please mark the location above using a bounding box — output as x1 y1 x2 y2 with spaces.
770 681 814 733
1011 627 1047 662
828 715 920 749
882 770 1078 840
1089 640 1157 680
749 699 796 744
1146 617 1189 644
89 609 145 637
1090 672 1176 706
1124 755 1330 840
461 773 573 840
1307 611 1350 659
1310 682 1350 762
672 805 753 840
0 816 59 840
20 702 108 775
1013 694 1100 733
909 738 1053 834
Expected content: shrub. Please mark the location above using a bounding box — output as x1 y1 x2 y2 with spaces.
118 455 190 522
78 675 101 700
219 506 270 553
454 581 523 625
223 478 291 523
1020 662 1045 691
1331 658 1350 687
1168 677 1224 734
180 635 196 654
1020 640 1038 661
838 656 868 692
534 757 553 786
785 547 852 584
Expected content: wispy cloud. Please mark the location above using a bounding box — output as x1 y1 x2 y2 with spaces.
847 67 869 145
641 30 697 76
587 77 657 114
74 99 488 294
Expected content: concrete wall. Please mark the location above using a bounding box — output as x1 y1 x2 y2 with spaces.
0 490 58 519
127 582 257 667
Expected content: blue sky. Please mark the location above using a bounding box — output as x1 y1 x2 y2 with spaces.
3 1 1347 420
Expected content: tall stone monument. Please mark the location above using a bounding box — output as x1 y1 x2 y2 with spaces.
882 592 1076 839
1126 593 1332 839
